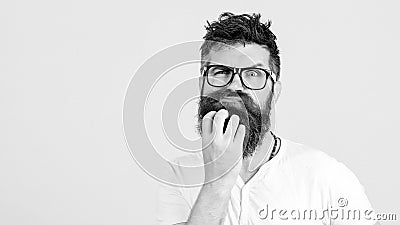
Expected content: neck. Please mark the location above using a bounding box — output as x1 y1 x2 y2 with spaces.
239 131 275 183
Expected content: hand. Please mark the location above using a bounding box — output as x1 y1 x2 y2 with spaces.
201 109 246 185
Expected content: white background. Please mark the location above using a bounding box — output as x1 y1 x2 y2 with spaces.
1 0 399 224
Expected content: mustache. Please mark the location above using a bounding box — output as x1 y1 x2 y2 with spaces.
197 89 262 132
200 88 257 106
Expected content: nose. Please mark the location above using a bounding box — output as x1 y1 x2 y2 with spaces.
227 73 244 91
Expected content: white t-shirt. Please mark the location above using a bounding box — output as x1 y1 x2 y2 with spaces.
157 138 376 225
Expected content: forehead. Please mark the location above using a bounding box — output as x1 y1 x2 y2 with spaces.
205 43 270 68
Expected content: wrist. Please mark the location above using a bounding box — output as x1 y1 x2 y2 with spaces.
202 175 237 198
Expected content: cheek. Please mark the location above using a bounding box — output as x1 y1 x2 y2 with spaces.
249 91 269 107
201 82 221 95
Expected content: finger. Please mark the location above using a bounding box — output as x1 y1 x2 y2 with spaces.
213 109 229 135
202 111 217 134
224 114 240 141
234 124 246 145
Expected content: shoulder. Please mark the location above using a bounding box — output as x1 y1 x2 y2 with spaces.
280 138 371 200
279 138 359 184
280 138 339 169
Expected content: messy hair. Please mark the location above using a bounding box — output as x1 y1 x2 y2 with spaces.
200 12 281 80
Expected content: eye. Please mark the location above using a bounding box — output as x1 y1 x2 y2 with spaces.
246 69 262 77
214 70 231 75
249 71 258 77
209 66 232 76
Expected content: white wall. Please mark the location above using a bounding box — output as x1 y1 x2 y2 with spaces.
1 0 399 224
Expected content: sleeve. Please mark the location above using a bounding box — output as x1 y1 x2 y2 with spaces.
156 183 191 225
327 161 377 225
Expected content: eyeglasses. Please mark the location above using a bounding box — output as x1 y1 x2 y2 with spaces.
203 64 275 90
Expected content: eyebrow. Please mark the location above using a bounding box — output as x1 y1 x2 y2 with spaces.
249 63 266 68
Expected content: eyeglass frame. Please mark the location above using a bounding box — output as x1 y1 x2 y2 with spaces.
202 64 276 90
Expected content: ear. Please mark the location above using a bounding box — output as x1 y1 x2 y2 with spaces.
272 80 282 104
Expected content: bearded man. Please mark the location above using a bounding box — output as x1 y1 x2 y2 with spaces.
157 12 378 225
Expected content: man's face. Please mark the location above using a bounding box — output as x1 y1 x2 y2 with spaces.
197 43 278 158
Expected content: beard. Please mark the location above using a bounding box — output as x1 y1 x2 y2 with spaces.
197 88 273 159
